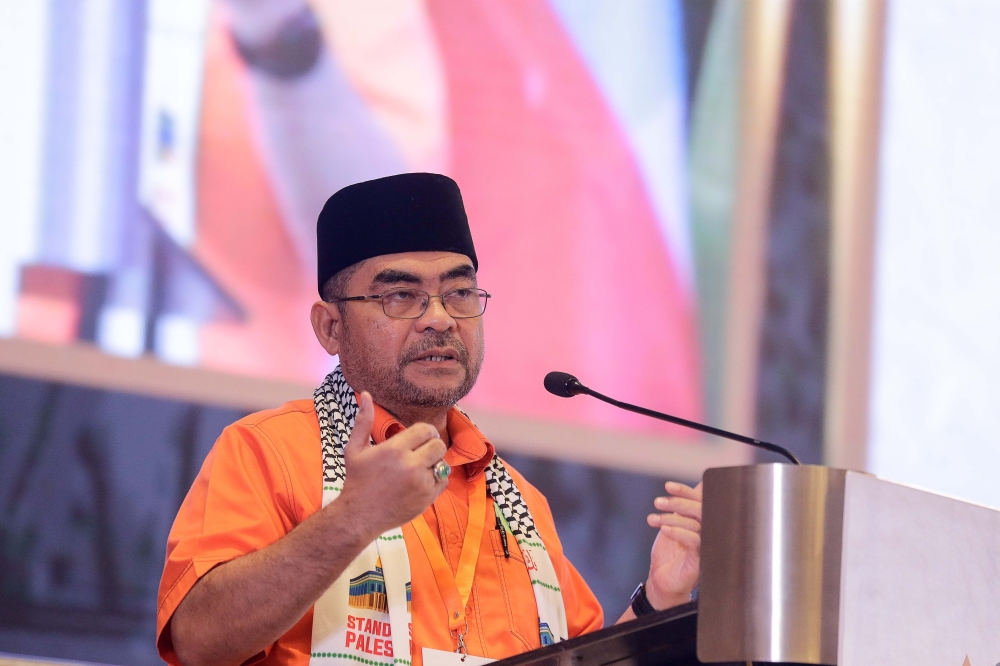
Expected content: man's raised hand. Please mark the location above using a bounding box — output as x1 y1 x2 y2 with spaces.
336 392 449 539
643 481 702 610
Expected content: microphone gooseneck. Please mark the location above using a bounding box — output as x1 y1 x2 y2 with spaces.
542 371 802 465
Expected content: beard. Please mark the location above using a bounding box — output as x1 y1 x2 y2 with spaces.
339 326 484 410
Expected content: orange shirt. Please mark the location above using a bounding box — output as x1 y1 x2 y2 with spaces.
157 400 603 665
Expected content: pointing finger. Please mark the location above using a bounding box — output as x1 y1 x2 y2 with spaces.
664 481 702 501
647 513 701 532
653 496 702 522
658 526 701 550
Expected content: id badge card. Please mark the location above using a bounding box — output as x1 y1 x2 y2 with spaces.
422 647 496 666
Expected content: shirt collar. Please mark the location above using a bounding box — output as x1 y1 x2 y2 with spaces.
370 401 495 479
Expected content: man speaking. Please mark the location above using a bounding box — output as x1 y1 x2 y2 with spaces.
156 173 703 666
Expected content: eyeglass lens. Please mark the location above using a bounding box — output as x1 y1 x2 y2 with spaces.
382 288 487 319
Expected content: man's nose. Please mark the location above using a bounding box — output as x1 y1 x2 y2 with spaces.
415 295 456 332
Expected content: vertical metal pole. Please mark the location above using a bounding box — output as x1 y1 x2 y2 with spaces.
824 0 887 471
721 0 793 436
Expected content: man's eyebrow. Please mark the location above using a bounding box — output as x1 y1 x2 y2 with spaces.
371 269 422 287
439 264 476 282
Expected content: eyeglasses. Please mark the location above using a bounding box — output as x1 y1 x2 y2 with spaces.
330 287 491 319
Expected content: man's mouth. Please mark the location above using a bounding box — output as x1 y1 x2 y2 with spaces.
412 349 460 363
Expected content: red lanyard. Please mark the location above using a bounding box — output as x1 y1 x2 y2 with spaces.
411 474 487 652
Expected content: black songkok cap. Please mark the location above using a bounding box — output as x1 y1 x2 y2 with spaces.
316 173 478 296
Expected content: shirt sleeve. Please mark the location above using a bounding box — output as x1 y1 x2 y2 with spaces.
511 469 605 637
156 421 300 664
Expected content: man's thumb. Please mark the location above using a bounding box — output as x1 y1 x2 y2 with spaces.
346 392 374 455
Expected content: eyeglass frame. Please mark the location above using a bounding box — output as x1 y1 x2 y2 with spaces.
327 286 492 320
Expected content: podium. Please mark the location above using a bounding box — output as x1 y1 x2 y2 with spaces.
495 464 1000 666
490 602 702 666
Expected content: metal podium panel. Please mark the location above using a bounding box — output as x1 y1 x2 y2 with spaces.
838 472 1000 666
696 464 1000 665
697 465 846 664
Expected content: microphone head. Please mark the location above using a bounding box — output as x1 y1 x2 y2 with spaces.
544 371 585 398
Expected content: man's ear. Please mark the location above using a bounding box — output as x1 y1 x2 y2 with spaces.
310 301 342 356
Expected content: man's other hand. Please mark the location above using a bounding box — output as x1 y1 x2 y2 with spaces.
644 481 702 610
336 391 448 538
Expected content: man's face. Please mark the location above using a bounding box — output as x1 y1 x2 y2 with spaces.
332 251 485 410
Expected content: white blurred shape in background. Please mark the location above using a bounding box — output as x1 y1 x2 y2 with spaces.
138 0 210 249
0 2 49 336
134 0 211 364
870 0 1000 508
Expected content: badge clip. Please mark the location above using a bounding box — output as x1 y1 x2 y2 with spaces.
451 621 469 657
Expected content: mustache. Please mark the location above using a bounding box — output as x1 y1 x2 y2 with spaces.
400 334 470 365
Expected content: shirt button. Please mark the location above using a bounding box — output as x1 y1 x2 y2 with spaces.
448 532 460 544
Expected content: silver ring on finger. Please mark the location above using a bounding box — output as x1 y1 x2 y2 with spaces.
431 460 451 483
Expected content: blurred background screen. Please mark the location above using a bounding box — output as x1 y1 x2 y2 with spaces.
0 0 703 438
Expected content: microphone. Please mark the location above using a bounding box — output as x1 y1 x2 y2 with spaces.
543 371 801 465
